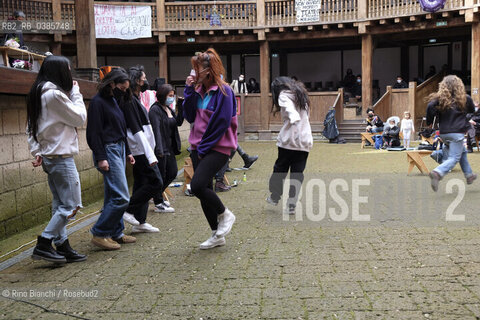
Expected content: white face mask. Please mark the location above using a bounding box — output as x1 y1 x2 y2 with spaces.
357 79 361 83
397 79 402 83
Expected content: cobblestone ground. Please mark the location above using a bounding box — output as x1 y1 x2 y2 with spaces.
2 141 480 319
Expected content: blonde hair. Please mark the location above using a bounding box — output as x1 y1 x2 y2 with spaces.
404 111 411 118
428 75 467 113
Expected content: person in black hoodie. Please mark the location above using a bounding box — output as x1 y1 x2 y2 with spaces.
427 75 477 191
149 84 184 213
120 66 163 232
382 119 400 147
87 69 136 250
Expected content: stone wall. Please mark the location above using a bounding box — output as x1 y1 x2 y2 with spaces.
0 93 104 240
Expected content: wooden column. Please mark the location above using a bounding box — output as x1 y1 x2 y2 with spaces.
158 43 168 81
156 0 167 42
259 41 271 137
74 0 98 80
472 22 480 104
51 0 62 50
256 0 266 40
361 34 373 111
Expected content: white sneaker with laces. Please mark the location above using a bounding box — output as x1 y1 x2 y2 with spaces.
163 201 171 207
123 212 140 226
199 231 226 250
154 203 175 213
131 223 159 233
216 208 236 237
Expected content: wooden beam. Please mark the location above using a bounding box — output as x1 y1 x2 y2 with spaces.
209 30 214 35
425 13 433 19
158 43 168 80
224 30 229 35
265 28 270 33
279 27 285 32
379 19 388 24
394 17 401 23
323 24 330 29
308 25 314 30
257 0 265 28
472 22 480 104
194 30 200 35
442 11 451 18
362 34 373 111
156 0 166 30
266 28 357 41
238 29 244 34
180 31 186 36
409 16 418 22
259 41 270 131
293 26 299 31
75 0 97 69
338 23 344 28
358 0 368 19
52 0 62 42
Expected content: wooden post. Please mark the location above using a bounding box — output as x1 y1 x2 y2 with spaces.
158 43 168 80
51 0 62 43
472 22 480 104
358 0 368 19
408 81 417 120
156 0 167 43
75 0 98 80
259 41 270 135
256 0 266 40
361 34 373 113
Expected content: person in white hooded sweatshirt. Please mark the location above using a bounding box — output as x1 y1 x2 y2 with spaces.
27 56 87 264
266 77 313 215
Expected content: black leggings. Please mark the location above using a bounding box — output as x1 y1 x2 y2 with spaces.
153 153 178 205
190 150 229 230
269 147 309 204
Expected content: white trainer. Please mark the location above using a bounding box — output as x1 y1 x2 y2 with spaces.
131 223 159 233
163 201 171 207
199 231 226 250
154 203 175 213
123 212 140 226
216 208 236 237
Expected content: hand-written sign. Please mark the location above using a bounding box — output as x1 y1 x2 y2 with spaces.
295 0 321 23
94 5 152 40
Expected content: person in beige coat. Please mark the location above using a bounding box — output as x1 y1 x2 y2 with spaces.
266 77 313 215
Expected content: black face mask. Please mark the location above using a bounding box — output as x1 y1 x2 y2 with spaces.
140 80 149 92
113 87 125 96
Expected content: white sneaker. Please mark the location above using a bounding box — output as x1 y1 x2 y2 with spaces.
131 223 159 233
199 231 226 250
216 208 236 237
154 203 175 213
123 212 140 226
163 201 171 207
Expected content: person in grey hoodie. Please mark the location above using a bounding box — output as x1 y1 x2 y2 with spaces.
27 56 87 263
266 77 313 215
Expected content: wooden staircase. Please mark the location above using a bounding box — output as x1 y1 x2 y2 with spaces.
337 119 365 143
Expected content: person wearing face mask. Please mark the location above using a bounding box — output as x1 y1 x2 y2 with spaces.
342 68 356 96
149 84 184 213
466 102 480 153
393 75 408 89
230 74 248 95
247 77 260 93
365 108 383 133
120 65 163 233
184 48 238 249
352 75 362 101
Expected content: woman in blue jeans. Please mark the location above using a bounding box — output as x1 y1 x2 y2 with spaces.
86 69 136 249
27 55 87 263
427 75 477 191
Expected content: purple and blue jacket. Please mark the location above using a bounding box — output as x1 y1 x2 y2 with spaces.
183 83 238 157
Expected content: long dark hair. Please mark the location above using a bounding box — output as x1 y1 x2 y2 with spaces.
271 76 310 114
156 84 174 106
27 55 73 141
129 65 145 93
98 68 130 99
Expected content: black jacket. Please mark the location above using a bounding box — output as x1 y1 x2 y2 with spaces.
86 94 131 161
426 95 475 134
383 125 400 138
393 80 408 89
149 100 184 157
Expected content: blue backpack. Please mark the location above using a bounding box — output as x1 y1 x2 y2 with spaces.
374 135 383 149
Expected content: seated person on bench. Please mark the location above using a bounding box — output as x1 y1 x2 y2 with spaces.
382 118 400 148
365 108 384 133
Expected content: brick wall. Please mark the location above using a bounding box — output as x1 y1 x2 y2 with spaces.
0 91 104 240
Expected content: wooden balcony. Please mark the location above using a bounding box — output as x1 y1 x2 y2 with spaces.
0 0 473 33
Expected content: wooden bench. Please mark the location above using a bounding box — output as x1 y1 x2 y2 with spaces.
361 132 383 148
182 157 229 193
406 150 433 175
0 46 45 67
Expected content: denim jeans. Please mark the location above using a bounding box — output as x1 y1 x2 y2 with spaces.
434 133 473 178
91 142 129 239
41 157 82 246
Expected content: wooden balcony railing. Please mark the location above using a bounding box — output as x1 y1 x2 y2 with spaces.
368 0 464 19
165 1 257 30
0 0 472 33
266 0 358 26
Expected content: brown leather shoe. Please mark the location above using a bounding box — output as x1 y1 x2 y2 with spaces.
215 181 231 192
91 237 121 250
113 235 136 244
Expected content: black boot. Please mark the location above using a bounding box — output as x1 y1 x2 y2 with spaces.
237 145 258 169
32 236 67 264
56 239 87 263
